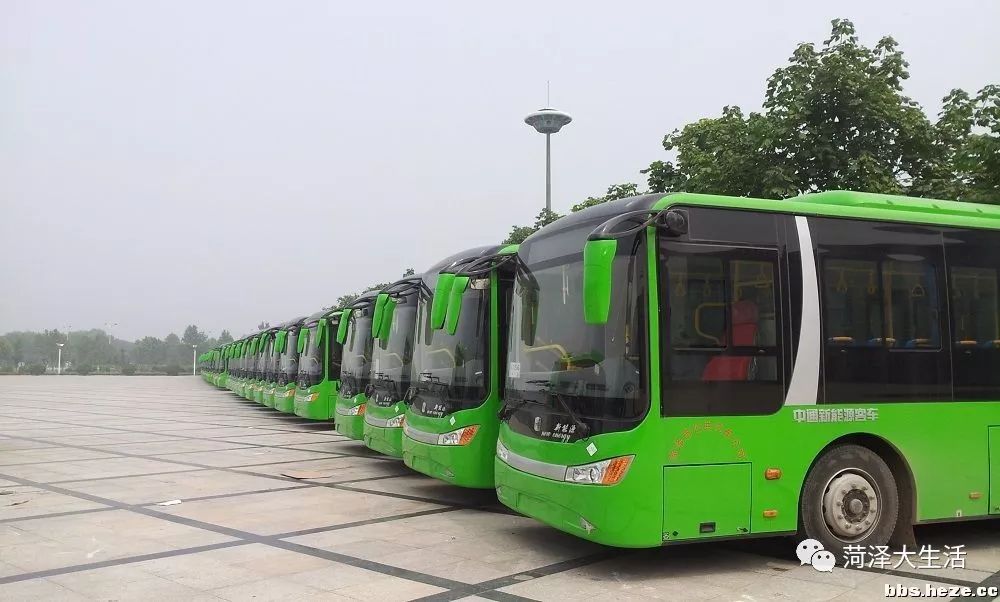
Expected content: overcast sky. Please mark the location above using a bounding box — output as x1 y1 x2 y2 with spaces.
2 0 998 341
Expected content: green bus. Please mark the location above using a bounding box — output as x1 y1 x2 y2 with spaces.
334 291 380 439
214 346 228 388
273 317 307 413
362 276 425 457
294 309 344 420
252 330 276 404
494 190 1000 553
233 337 252 397
402 245 517 487
246 332 268 402
226 338 246 394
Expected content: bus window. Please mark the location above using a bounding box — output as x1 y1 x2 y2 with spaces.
945 227 1000 400
822 259 882 347
814 218 949 403
660 242 783 416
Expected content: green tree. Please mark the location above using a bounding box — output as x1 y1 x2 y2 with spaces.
182 325 207 347
334 268 416 309
642 19 996 201
914 85 1000 202
0 338 12 370
502 208 561 245
571 183 642 212
218 330 233 344
132 336 167 367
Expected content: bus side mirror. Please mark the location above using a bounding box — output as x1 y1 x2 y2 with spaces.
372 294 389 338
316 319 327 345
336 309 352 345
431 274 455 330
583 239 617 325
297 330 307 353
377 298 397 340
445 276 469 335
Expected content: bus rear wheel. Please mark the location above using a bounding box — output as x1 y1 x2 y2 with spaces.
799 444 899 557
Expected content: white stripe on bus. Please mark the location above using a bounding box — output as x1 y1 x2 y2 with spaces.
786 215 820 406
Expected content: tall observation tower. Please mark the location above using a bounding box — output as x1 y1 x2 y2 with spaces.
524 107 572 213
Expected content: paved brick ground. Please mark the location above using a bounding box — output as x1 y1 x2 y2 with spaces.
0 376 996 600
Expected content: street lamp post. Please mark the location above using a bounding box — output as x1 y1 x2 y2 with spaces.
524 107 572 213
56 343 64 375
191 344 198 376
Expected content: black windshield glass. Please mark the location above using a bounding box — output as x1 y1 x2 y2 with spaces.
297 325 324 387
410 281 490 417
370 298 418 406
340 312 374 398
505 223 648 441
279 330 299 385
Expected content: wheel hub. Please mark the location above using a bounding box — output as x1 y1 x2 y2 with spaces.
822 470 880 541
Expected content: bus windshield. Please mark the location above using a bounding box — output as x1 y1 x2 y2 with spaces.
370 298 417 406
279 330 299 384
505 224 648 441
340 312 373 398
297 324 324 388
410 282 489 417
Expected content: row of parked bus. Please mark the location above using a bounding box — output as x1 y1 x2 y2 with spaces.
200 190 1000 554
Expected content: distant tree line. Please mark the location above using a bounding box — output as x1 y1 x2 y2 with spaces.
0 325 234 375
503 19 999 244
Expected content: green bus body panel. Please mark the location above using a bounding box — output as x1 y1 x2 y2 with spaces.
402 270 503 489
990 428 1000 514
662 464 751 540
498 402 997 547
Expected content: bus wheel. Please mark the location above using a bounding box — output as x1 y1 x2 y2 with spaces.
799 444 899 556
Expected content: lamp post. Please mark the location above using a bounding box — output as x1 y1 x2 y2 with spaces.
56 343 64 375
191 344 198 376
524 107 572 213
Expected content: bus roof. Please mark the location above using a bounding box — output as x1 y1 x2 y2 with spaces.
655 190 1000 231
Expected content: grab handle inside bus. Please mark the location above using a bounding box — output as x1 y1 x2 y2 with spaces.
431 273 456 330
583 239 617 325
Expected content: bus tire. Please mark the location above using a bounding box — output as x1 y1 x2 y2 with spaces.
799 444 899 557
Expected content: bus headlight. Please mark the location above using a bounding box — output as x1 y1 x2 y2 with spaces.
344 404 366 416
385 414 405 428
283 389 295 397
438 425 478 446
496 439 509 461
564 455 634 486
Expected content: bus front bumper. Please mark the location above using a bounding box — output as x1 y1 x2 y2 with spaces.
402 423 496 489
494 447 660 548
362 419 404 458
273 387 296 413
335 402 366 440
294 387 332 420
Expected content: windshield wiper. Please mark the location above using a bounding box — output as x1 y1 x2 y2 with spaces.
547 390 591 438
498 398 531 422
519 380 591 438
